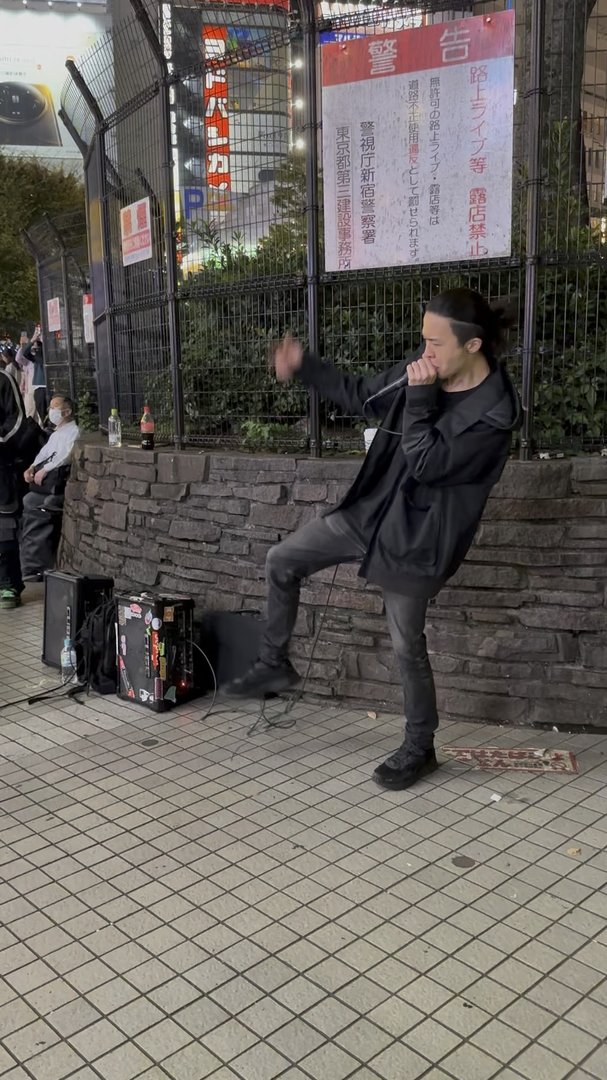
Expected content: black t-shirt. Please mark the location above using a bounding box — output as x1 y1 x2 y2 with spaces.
341 384 481 544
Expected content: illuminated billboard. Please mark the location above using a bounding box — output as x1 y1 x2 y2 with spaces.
0 3 108 167
170 1 290 236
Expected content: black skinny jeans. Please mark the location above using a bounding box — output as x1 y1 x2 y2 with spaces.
260 511 438 752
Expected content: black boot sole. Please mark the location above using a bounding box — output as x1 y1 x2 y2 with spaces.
372 756 440 791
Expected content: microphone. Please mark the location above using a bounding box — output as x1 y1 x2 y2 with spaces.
363 369 409 416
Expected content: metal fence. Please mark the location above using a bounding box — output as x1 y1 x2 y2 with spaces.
21 210 98 422
59 0 607 456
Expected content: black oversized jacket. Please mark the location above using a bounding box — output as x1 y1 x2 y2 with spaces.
297 349 521 598
0 370 45 513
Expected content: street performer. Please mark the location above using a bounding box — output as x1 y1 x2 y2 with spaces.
227 288 521 791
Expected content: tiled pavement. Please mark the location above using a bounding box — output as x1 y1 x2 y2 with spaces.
1 589 607 1080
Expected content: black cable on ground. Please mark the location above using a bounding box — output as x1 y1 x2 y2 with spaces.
3 579 336 738
190 639 219 724
247 564 339 737
0 597 116 711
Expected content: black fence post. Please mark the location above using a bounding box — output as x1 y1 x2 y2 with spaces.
301 0 321 458
43 214 77 402
129 0 185 448
98 129 120 414
58 108 89 158
65 59 118 413
60 104 112 427
520 0 545 461
60 250 77 402
21 228 45 353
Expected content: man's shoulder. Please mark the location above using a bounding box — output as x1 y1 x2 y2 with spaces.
62 423 81 451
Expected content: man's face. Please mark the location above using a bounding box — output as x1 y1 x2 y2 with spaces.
50 397 69 421
421 312 480 381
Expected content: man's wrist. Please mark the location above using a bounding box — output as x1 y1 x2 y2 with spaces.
406 383 440 410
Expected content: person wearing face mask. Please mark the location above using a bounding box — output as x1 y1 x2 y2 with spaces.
20 394 80 582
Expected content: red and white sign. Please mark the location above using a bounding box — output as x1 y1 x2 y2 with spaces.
203 26 231 204
47 296 61 332
83 293 94 344
120 197 153 267
322 11 515 271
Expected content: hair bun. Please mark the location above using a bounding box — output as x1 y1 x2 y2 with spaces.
489 295 519 331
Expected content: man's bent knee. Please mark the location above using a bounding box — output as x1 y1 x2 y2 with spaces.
393 633 430 666
266 540 301 586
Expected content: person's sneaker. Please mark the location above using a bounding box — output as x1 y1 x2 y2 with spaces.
223 659 299 698
23 572 44 583
373 743 439 791
0 588 21 611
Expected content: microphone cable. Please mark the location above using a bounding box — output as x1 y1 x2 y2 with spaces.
361 368 410 437
247 563 340 737
0 596 116 711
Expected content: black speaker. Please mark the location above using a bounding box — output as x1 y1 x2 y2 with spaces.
43 571 114 669
197 613 264 690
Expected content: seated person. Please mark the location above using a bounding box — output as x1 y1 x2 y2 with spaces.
20 394 80 582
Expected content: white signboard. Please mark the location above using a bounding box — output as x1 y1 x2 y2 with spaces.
83 293 94 344
47 297 61 332
120 197 153 267
321 11 515 271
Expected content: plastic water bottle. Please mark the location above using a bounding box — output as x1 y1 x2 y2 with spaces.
108 408 122 448
140 404 155 450
60 638 77 684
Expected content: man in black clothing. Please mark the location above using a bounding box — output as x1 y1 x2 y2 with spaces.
227 288 521 790
0 366 43 609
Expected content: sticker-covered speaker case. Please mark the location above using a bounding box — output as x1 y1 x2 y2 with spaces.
116 593 195 712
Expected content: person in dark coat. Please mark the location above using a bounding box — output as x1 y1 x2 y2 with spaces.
227 288 521 791
0 367 45 609
0 343 21 384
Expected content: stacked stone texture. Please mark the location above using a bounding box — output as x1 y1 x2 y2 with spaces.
59 444 607 727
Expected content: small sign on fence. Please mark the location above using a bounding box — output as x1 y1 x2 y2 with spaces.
47 297 61 332
83 293 95 344
321 10 515 271
120 197 153 267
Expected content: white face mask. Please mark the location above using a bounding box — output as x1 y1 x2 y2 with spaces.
48 408 63 426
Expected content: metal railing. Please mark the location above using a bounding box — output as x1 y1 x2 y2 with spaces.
58 0 607 455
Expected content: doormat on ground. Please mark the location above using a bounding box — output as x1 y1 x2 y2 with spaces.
441 746 578 774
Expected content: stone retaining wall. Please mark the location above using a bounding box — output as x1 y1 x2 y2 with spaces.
59 444 607 728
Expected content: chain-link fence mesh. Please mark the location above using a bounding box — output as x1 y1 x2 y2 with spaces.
58 0 607 454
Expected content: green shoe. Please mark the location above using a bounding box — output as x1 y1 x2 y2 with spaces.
0 588 21 611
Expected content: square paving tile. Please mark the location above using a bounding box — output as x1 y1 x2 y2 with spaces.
1 594 607 1080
